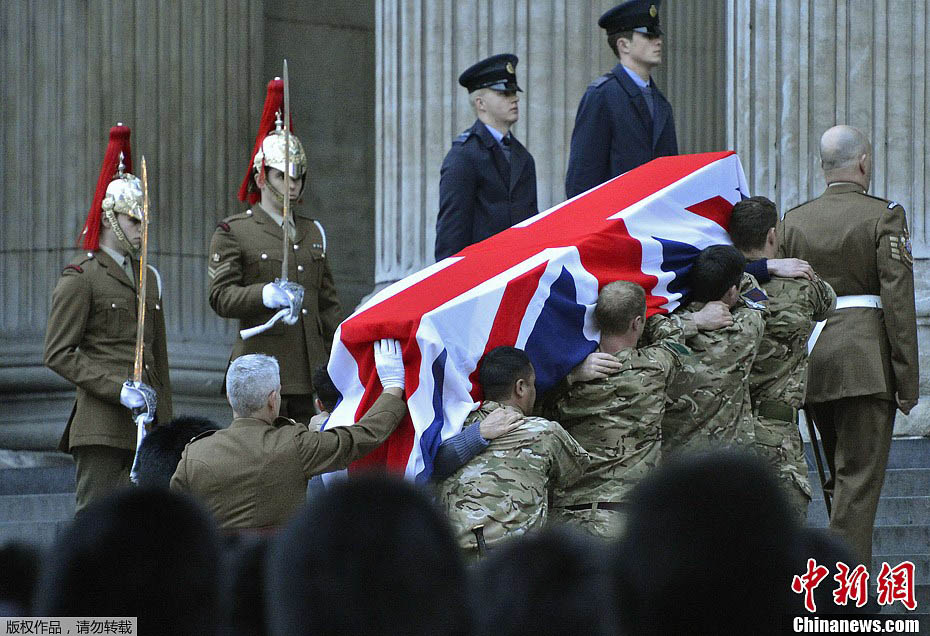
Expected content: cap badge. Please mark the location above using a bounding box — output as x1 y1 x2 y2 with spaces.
649 4 658 17
506 62 515 75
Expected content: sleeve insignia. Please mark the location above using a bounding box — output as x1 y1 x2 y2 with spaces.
212 252 220 262
207 262 231 280
664 342 691 356
454 129 473 144
741 286 768 309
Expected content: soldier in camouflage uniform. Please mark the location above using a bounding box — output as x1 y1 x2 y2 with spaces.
655 245 767 456
549 281 691 540
730 197 836 521
437 347 589 558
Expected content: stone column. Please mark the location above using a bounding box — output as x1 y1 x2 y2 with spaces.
0 0 264 449
726 0 929 434
374 0 727 286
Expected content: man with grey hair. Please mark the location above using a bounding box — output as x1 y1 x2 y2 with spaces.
778 125 918 566
171 341 409 531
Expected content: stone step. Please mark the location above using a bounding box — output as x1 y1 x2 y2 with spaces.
808 469 930 499
0 493 74 523
805 437 930 471
0 520 68 546
873 526 930 557
808 497 930 527
0 465 75 495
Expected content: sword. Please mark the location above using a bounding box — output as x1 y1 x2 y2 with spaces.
129 156 152 484
281 58 291 279
133 156 150 387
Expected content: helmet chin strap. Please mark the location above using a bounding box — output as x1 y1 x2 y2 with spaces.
104 208 140 258
258 167 305 209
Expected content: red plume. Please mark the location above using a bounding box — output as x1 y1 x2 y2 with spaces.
80 125 133 250
238 78 296 204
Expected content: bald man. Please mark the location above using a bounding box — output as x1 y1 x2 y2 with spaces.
778 125 918 566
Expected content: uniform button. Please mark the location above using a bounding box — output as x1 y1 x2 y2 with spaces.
111 303 117 308
297 265 304 272
301 308 308 315
87 252 94 258
293 244 299 250
144 363 150 370
261 253 268 260
246 209 253 216
155 304 161 311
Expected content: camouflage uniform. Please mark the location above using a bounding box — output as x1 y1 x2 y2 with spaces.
550 316 690 540
436 401 589 556
750 272 836 521
656 275 767 456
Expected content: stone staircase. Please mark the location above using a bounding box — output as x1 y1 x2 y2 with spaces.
0 459 75 546
806 437 930 623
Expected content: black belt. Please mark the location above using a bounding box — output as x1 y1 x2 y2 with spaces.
564 502 627 512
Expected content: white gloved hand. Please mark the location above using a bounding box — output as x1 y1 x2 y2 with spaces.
120 382 146 408
262 282 290 309
373 339 405 390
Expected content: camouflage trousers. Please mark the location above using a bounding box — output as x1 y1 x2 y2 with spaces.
754 415 812 523
549 505 627 540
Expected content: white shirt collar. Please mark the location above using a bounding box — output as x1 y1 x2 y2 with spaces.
99 244 126 267
482 122 507 146
621 64 651 89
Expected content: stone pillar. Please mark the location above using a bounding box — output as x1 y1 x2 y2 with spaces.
0 0 265 449
726 0 929 434
374 0 727 286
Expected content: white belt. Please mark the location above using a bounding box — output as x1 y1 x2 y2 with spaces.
807 294 882 354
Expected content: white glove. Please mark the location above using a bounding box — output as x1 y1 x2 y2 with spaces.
120 382 146 408
374 339 405 390
262 282 290 309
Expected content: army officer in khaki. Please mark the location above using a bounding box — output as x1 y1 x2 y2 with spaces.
171 342 407 531
778 125 918 565
44 125 172 513
209 78 342 423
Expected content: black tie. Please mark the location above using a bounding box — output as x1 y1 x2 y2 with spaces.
641 85 656 121
501 134 512 163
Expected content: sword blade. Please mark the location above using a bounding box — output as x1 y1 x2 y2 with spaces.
281 59 291 280
132 156 150 383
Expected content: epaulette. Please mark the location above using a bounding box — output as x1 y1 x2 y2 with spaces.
589 74 610 88
188 429 217 444
273 416 299 428
216 221 231 232
453 129 474 144
221 210 255 226
859 191 895 207
887 200 900 210
62 252 95 275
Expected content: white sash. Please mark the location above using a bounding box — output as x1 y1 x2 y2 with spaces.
806 294 882 354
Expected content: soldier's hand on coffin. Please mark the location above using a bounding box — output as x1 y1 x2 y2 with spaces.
692 300 734 330
479 406 523 440
374 339 405 391
262 282 291 309
767 257 814 280
567 352 623 385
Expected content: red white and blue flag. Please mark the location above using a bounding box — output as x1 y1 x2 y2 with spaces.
324 151 749 481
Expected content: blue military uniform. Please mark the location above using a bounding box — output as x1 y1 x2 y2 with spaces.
564 0 678 199
435 120 538 261
434 53 538 261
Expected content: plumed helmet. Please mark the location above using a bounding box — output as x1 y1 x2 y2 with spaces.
252 125 307 180
102 159 145 222
80 124 135 251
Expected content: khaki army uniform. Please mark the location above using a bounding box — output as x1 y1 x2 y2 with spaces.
171 392 406 531
551 317 689 540
437 401 589 556
778 183 918 563
749 272 836 521
208 207 342 418
44 249 172 512
658 276 766 456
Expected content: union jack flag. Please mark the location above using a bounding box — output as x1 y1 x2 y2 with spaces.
325 151 749 481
